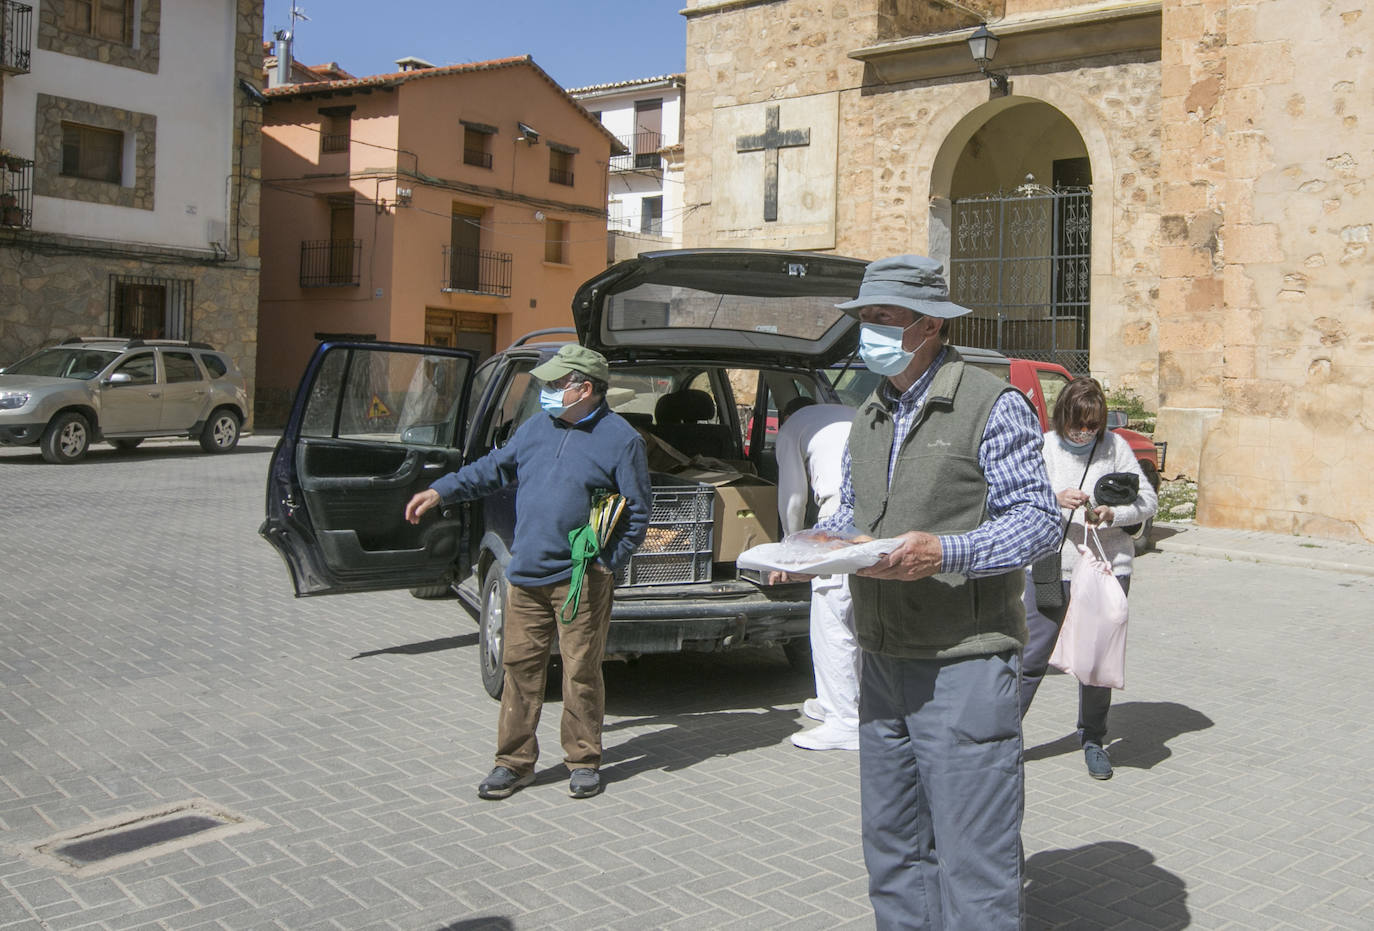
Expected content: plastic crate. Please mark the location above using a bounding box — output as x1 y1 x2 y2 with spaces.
616 479 714 587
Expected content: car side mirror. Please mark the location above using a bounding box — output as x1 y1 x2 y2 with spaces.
104 372 133 386
400 424 439 445
1106 409 1128 430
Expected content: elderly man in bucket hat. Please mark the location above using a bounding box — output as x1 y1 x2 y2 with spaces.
405 343 650 801
795 255 1059 928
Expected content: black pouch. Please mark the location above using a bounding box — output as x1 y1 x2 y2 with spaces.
1093 472 1140 506
1031 552 1064 609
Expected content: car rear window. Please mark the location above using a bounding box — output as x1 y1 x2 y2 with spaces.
605 284 850 341
200 353 228 378
163 351 203 383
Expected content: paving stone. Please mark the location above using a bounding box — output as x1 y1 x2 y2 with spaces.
3 437 1374 928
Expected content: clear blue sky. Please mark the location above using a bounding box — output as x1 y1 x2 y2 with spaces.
264 0 687 89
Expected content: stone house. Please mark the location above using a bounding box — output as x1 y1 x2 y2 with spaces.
682 0 1374 543
255 56 622 425
570 74 686 263
0 0 264 424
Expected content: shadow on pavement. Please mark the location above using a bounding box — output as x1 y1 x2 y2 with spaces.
1024 701 1214 770
1026 840 1189 929
352 633 478 658
597 706 803 783
435 919 515 931
603 647 813 716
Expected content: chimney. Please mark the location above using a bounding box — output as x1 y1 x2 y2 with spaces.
272 30 293 87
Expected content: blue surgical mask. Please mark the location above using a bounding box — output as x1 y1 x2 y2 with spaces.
859 322 928 376
539 385 571 417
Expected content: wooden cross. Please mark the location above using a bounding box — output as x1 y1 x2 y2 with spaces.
735 105 811 223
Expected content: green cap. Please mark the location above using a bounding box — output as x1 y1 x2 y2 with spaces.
529 343 609 384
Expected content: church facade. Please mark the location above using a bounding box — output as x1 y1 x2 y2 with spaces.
682 0 1374 543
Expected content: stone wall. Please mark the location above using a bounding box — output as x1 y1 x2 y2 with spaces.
685 0 1162 402
1159 0 1374 542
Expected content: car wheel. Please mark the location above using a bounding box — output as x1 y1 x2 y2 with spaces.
199 408 241 453
782 637 813 673
40 412 91 464
110 438 143 452
479 567 508 700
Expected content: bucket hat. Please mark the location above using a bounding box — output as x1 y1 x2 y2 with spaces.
835 255 972 319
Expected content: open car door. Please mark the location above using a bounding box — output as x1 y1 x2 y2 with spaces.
261 341 477 596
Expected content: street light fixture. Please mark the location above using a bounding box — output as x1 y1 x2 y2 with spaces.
967 24 1010 96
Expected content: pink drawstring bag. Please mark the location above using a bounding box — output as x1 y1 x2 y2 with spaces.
1048 526 1129 689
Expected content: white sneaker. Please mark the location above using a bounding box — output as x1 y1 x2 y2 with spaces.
802 698 828 723
790 722 859 751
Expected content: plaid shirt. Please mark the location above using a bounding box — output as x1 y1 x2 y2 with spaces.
817 348 1059 577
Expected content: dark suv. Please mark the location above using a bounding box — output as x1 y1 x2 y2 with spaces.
261 249 868 697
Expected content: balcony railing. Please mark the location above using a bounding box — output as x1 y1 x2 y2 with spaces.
320 132 350 154
548 167 574 187
463 148 492 169
442 245 511 297
0 154 33 229
300 239 361 287
1 1 32 74
610 130 664 171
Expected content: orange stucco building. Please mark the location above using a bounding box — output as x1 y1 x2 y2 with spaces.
255 56 621 424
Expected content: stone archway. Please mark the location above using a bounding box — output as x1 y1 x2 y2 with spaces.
939 100 1094 371
914 82 1123 379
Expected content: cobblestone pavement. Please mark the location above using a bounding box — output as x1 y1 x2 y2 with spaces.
1 435 1371 930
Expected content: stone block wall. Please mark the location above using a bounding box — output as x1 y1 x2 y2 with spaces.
1159 0 1374 542
685 0 1162 403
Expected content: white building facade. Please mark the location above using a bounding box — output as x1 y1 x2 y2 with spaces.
569 74 684 262
0 0 262 409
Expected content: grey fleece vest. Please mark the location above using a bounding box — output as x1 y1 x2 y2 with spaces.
848 353 1027 659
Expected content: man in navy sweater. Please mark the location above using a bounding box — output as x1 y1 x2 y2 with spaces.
405 344 651 800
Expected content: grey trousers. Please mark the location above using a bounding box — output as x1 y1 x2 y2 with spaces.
859 650 1024 931
1019 569 1130 747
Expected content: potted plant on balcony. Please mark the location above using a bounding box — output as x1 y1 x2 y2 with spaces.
1 193 22 226
0 149 25 172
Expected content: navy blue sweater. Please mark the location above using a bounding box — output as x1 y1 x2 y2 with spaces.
429 403 651 586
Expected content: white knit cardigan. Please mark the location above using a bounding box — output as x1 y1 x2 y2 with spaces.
1043 430 1159 579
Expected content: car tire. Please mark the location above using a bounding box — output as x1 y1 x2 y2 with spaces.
479 567 508 700
40 412 91 464
199 408 241 453
408 582 453 599
1132 516 1155 556
110 438 143 452
1132 460 1160 556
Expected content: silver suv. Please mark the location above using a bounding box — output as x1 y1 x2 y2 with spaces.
0 337 248 463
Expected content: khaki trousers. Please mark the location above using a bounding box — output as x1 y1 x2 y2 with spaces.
495 570 614 776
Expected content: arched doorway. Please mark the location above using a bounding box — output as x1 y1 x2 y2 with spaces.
941 101 1093 374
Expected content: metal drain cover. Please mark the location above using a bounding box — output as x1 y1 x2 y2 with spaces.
26 800 263 876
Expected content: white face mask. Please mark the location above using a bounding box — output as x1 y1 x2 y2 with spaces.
539 384 573 417
858 320 928 376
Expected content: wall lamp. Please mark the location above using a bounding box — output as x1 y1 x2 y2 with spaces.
967 24 1010 97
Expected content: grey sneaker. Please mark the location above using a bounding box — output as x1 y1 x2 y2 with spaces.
1084 744 1113 780
568 768 602 798
478 766 534 800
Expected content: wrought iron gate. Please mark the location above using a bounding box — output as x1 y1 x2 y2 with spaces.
948 181 1091 374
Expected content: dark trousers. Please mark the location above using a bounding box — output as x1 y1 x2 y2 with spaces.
496 571 614 775
1019 569 1130 747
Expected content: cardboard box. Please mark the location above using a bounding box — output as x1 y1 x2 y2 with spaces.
712 480 779 562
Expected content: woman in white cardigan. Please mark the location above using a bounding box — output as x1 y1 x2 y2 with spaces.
1020 377 1158 780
